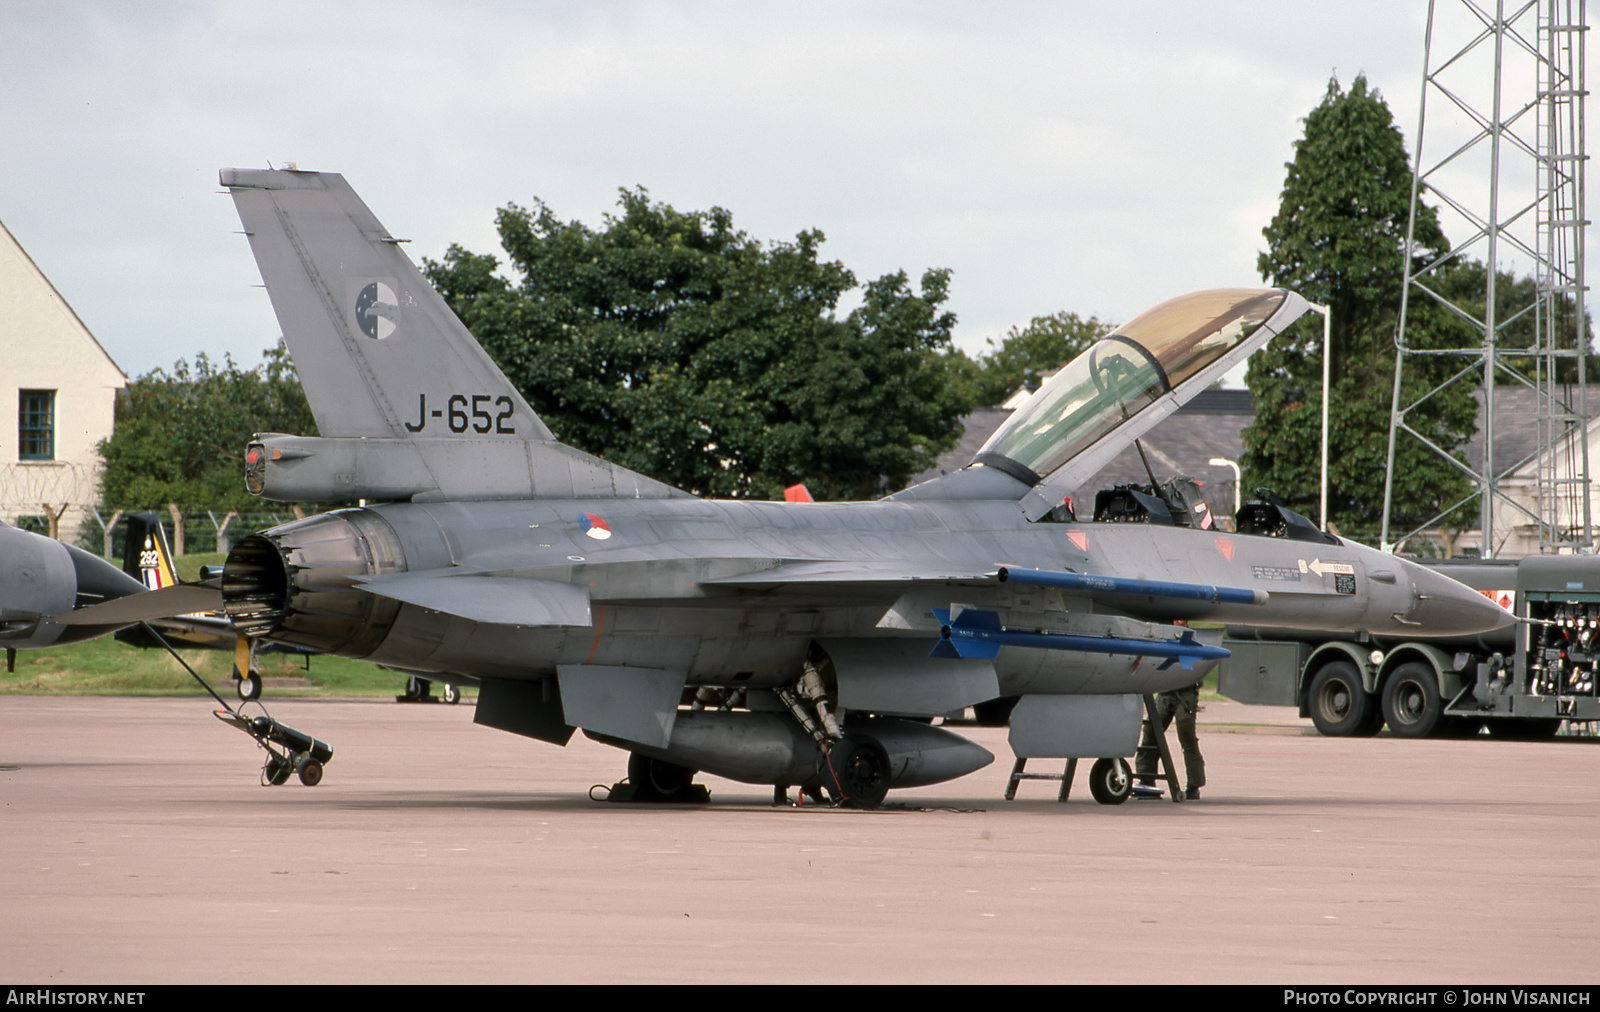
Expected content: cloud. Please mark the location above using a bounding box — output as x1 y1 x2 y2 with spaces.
0 2 1471 377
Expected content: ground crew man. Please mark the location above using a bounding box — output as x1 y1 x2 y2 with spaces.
1135 681 1205 800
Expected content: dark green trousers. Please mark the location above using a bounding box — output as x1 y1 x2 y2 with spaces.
1135 685 1205 790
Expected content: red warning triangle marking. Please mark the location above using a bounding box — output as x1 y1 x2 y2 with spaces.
1215 536 1234 562
1066 530 1088 551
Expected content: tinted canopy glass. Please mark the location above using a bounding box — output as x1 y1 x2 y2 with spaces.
975 288 1286 483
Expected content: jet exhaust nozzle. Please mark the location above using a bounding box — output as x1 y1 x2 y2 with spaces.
220 509 407 656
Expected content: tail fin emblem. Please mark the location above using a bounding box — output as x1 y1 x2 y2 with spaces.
354 281 399 339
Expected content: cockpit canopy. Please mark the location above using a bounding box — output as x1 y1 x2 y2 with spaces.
974 288 1289 485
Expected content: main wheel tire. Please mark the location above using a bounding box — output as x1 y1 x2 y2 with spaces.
821 734 891 808
1088 757 1133 805
238 672 262 701
402 676 425 702
1486 717 1562 740
627 753 696 800
1382 663 1444 738
1308 661 1379 737
442 684 461 705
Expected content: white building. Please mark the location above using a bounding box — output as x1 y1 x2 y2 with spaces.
1486 409 1600 558
0 219 127 544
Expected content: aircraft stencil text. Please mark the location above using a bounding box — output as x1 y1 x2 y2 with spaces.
404 393 515 434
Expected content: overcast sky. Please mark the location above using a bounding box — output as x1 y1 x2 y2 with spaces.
0 2 1563 383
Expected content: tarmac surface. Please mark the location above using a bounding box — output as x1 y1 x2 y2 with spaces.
2 695 1598 985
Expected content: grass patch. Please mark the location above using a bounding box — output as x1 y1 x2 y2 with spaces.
3 549 472 698
2 630 458 698
172 552 225 582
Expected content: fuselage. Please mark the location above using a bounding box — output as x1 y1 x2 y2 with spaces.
224 493 1510 700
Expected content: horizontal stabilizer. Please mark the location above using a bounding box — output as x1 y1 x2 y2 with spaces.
358 573 592 627
51 584 224 627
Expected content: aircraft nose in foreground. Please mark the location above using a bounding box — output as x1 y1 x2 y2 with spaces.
1399 562 1515 638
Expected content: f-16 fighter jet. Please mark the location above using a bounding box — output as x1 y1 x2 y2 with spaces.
65 169 1508 805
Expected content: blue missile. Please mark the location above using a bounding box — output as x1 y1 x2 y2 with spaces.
928 607 1230 671
994 566 1268 606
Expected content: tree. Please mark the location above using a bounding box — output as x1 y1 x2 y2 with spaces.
425 189 970 500
1429 261 1596 384
1243 74 1477 539
98 343 318 548
967 311 1113 406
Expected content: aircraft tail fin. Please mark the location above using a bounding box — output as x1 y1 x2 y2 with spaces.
122 512 179 591
221 168 682 501
220 168 553 443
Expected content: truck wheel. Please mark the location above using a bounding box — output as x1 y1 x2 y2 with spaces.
1308 661 1380 737
1382 663 1443 738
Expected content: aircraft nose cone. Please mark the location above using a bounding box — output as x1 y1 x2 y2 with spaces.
1402 563 1515 637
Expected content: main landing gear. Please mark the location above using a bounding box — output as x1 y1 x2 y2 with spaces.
819 734 892 808
398 675 462 704
603 657 895 809
607 753 712 804
777 657 892 808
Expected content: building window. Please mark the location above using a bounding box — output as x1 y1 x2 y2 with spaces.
19 389 55 461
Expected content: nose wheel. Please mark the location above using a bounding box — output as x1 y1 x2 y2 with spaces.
1088 757 1133 805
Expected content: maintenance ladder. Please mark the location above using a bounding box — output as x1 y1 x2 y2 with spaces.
1003 693 1183 802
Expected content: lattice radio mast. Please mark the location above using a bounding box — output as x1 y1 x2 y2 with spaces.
1381 0 1590 557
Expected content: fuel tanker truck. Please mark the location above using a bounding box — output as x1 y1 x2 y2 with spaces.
1219 553 1600 739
